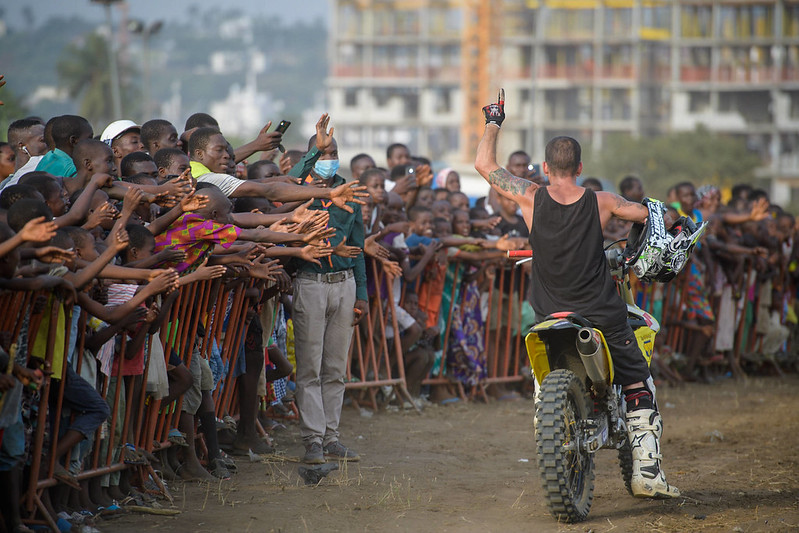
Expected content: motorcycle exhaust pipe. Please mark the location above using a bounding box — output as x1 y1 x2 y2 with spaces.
576 327 610 394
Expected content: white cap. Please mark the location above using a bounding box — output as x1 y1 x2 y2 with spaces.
101 120 140 145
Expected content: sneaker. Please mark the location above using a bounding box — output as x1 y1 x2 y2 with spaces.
323 441 360 462
626 409 680 498
302 442 326 464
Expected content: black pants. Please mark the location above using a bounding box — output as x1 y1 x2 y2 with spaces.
598 320 651 386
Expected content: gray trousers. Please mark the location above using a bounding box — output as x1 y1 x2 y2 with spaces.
293 274 356 445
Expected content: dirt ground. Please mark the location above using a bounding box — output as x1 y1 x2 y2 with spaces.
109 376 799 533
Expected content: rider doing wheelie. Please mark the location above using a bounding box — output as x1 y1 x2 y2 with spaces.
474 91 680 499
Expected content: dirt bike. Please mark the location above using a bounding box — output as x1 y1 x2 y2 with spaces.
507 246 658 523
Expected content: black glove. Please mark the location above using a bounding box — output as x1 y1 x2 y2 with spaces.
482 102 505 128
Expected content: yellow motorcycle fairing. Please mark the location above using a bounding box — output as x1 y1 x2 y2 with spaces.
525 315 658 384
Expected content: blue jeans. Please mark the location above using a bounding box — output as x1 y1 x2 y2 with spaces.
51 365 110 439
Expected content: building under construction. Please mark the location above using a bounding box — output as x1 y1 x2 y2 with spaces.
327 0 799 199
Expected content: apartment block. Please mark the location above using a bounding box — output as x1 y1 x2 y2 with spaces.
328 0 799 201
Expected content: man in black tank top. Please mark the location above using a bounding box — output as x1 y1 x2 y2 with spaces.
474 94 680 499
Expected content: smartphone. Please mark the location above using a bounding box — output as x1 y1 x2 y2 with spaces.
275 120 291 153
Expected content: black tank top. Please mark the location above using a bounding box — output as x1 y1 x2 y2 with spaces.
529 187 626 324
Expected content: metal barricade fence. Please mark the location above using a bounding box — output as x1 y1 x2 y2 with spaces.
0 278 256 530
345 259 415 411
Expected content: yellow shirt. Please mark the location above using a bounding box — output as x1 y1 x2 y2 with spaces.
189 160 212 178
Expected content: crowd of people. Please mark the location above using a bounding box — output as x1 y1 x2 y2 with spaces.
0 79 797 531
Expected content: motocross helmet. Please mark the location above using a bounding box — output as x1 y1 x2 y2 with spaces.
623 198 708 283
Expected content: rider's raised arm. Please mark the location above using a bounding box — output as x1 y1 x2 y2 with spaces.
597 191 649 223
474 91 536 228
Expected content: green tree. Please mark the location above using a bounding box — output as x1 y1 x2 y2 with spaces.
0 84 30 142
56 32 138 128
587 127 762 198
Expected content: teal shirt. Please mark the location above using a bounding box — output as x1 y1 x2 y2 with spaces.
36 148 77 178
296 174 368 302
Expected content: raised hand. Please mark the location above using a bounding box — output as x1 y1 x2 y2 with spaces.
145 302 160 324
415 164 433 188
482 88 505 127
352 299 369 326
380 258 403 278
159 247 187 264
120 307 147 328
248 256 282 281
268 217 291 233
289 200 317 225
299 244 333 266
164 170 193 197
111 227 130 252
153 191 178 209
302 226 337 245
121 187 145 217
252 121 283 153
19 216 58 243
364 233 390 260
329 182 369 213
471 216 502 231
180 191 209 213
749 197 769 222
333 240 362 258
34 246 76 264
315 114 335 154
83 202 117 230
146 268 174 282
42 276 77 306
192 257 227 281
391 174 417 196
147 270 179 294
494 234 522 252
90 172 114 188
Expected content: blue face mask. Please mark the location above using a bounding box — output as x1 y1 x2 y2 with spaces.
314 159 340 179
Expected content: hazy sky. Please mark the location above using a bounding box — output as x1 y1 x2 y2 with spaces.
2 0 329 27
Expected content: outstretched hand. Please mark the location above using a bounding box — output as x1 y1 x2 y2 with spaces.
19 216 58 243
364 234 390 260
329 182 369 213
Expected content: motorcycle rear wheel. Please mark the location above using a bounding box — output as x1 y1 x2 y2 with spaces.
535 369 595 523
618 438 634 496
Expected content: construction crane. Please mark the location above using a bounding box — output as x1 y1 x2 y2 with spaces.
460 0 499 161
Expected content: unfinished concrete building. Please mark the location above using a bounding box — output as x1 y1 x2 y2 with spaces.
328 0 799 200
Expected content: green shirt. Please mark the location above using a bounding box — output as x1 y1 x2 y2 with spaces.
36 148 77 178
295 173 368 302
288 147 321 181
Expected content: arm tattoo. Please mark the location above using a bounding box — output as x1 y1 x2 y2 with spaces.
614 195 635 209
488 167 532 198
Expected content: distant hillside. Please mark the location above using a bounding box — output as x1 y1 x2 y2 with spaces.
0 9 327 134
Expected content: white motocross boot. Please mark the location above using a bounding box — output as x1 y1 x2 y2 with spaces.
626 408 681 498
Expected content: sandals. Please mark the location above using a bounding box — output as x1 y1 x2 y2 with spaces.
167 428 189 447
123 444 150 466
53 462 81 490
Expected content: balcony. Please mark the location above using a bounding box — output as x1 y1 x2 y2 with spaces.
538 64 595 81
717 66 777 84
599 65 635 79
680 66 712 82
